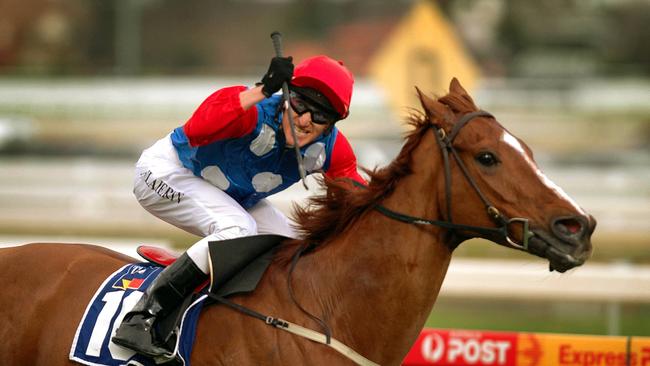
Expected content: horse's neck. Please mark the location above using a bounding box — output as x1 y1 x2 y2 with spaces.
300 133 453 364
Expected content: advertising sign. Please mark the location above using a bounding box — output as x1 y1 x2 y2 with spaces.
403 329 650 366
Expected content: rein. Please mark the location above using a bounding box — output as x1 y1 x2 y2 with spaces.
375 111 535 251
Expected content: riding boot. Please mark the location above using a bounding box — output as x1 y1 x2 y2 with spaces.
112 253 208 357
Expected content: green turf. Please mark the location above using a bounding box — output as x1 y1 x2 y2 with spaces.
426 298 650 336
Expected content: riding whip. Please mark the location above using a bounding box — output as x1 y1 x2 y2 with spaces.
270 31 309 190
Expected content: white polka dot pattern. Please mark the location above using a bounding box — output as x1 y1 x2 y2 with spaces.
303 142 326 172
249 124 276 156
252 172 283 193
201 165 230 190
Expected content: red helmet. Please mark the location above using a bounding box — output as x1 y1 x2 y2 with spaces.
291 55 354 119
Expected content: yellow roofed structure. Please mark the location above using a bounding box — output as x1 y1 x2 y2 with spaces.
369 1 480 119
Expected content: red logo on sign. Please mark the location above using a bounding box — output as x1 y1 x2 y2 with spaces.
404 329 518 366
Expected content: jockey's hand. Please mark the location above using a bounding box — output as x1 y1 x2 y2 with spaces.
260 56 294 98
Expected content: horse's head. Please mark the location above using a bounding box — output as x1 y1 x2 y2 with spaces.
417 78 596 272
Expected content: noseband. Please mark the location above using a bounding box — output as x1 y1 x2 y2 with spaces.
375 111 535 251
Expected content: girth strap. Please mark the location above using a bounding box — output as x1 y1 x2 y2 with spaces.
207 293 380 366
206 245 380 366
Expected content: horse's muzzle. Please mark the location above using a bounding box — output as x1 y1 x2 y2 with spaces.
529 214 596 273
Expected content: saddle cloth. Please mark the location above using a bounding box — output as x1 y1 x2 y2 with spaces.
69 263 207 366
69 234 286 366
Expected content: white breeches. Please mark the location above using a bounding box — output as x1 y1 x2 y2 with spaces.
133 135 296 274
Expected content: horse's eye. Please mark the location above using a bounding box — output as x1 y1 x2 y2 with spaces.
475 152 499 167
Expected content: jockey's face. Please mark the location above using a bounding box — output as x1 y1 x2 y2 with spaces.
282 103 329 148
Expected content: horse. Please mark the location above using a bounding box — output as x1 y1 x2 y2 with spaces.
0 79 595 366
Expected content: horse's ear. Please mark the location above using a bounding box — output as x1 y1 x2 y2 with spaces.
449 78 468 96
449 77 477 107
415 86 446 123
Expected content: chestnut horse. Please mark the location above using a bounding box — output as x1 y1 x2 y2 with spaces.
0 79 595 366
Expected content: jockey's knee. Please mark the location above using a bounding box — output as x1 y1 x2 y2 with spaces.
207 214 258 239
187 214 257 274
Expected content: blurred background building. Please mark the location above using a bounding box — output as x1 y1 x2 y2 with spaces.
0 0 648 336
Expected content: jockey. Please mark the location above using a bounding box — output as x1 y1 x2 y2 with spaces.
112 55 366 357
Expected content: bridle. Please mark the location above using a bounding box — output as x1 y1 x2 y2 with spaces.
374 110 535 251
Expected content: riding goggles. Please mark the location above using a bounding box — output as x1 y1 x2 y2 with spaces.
289 90 339 125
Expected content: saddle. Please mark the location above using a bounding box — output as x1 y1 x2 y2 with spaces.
139 234 286 297
149 234 287 360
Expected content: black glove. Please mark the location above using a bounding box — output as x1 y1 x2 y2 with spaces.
260 56 294 97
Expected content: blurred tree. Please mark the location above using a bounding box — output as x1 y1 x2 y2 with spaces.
81 1 115 74
1 0 648 77
495 0 650 77
0 0 88 75
599 2 650 75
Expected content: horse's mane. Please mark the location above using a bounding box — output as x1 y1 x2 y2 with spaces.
275 90 478 263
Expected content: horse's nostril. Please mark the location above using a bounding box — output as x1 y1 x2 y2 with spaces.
554 217 584 237
560 219 581 234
